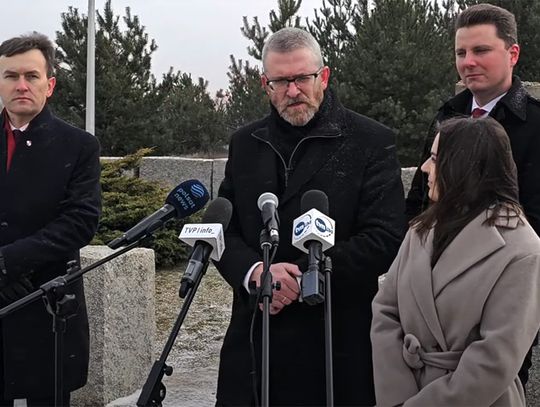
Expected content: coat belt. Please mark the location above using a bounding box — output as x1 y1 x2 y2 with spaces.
402 333 463 371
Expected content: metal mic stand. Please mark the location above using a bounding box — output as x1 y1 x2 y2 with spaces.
137 252 211 406
259 229 279 407
323 255 334 407
0 240 143 407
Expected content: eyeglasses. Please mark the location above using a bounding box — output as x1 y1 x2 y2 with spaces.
265 67 324 92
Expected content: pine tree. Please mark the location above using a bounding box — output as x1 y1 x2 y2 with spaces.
52 0 159 155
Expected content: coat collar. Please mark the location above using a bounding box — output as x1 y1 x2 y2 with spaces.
0 104 53 135
251 89 344 207
409 208 521 349
441 76 528 122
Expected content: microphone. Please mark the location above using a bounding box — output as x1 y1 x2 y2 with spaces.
257 192 280 245
178 197 233 298
292 190 335 305
108 180 210 249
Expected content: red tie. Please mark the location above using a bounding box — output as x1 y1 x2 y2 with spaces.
12 129 23 144
471 108 487 118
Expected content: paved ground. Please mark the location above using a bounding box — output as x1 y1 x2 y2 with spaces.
105 266 540 407
108 266 228 407
107 365 218 406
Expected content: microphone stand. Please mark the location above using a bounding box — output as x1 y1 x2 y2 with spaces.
137 249 211 407
323 255 334 407
259 229 277 407
0 239 144 407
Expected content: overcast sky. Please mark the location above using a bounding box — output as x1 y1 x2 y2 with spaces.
0 0 321 94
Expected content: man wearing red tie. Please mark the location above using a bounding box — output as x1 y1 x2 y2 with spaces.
0 33 101 405
406 3 540 387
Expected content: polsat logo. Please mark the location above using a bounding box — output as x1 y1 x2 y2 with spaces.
315 217 333 237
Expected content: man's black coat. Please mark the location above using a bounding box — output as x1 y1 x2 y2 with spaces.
0 106 101 398
216 91 406 406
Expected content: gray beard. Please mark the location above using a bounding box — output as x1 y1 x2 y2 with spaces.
280 104 317 126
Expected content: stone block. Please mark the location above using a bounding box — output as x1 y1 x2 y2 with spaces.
72 246 155 406
401 167 416 197
526 345 540 406
139 157 214 195
212 158 227 199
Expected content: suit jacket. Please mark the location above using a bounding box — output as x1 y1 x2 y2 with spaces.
406 77 540 238
371 210 540 406
0 105 101 398
216 90 406 406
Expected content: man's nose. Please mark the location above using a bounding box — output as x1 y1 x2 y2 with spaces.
15 77 30 91
286 81 301 98
462 52 477 67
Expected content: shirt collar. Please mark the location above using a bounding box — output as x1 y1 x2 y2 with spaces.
472 92 507 115
9 122 29 132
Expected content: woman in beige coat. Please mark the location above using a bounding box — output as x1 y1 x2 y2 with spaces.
371 117 540 406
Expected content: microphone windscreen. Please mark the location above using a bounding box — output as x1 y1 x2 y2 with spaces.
301 190 329 215
257 192 279 210
166 180 210 217
202 197 233 229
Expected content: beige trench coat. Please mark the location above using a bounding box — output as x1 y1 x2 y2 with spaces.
371 210 540 406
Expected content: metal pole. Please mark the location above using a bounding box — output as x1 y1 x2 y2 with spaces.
85 0 96 134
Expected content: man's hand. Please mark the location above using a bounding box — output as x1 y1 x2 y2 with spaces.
0 276 34 307
250 262 302 315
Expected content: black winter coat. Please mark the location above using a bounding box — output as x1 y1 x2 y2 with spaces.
216 90 406 406
0 106 101 398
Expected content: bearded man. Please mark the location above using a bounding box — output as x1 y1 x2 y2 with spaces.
214 27 406 406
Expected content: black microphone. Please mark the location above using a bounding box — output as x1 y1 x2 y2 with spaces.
107 180 210 249
292 190 335 305
257 192 280 245
178 197 233 298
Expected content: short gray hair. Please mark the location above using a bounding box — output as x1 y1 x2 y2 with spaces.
262 27 323 72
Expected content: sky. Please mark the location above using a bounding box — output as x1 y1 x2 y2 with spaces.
0 0 322 95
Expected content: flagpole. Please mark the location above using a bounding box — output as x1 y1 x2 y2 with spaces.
86 0 96 134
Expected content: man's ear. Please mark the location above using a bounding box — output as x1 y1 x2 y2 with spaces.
47 76 56 98
509 44 520 68
261 75 270 94
320 66 331 90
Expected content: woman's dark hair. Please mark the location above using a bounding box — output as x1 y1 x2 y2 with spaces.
412 116 521 267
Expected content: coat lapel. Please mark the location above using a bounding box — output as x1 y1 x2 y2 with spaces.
432 211 506 298
408 229 449 350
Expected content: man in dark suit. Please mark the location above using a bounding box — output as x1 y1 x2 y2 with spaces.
406 3 540 386
215 27 406 406
0 33 101 405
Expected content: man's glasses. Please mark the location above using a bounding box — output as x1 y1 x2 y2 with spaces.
265 67 324 92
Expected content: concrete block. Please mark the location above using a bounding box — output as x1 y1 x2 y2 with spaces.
524 81 540 99
212 158 227 199
72 246 155 406
401 167 416 196
139 157 214 194
526 345 540 406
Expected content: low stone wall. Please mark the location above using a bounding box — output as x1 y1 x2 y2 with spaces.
72 246 155 406
107 158 417 200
